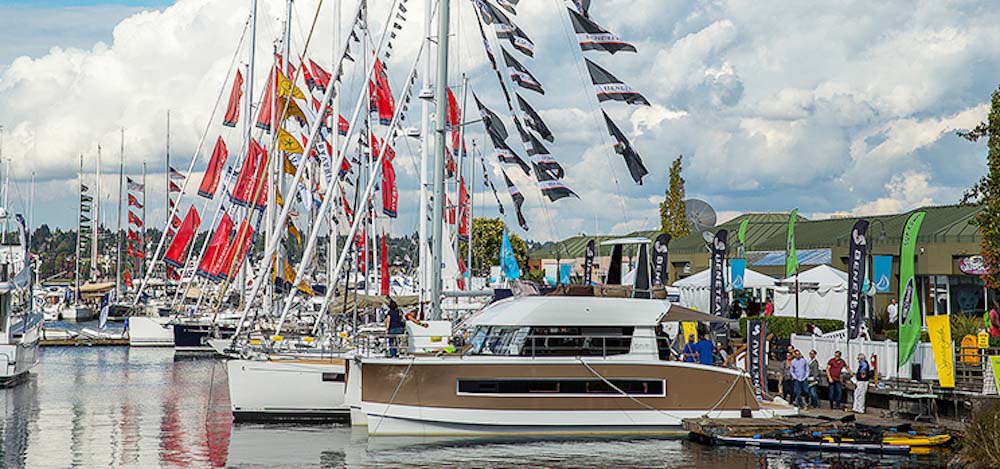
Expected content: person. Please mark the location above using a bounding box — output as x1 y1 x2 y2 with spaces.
694 333 716 366
887 298 898 325
990 303 1000 338
655 324 671 360
781 348 795 402
764 298 774 317
826 350 848 409
715 342 730 366
807 350 821 408
682 334 698 363
789 349 810 408
805 322 823 336
852 353 871 413
386 299 405 358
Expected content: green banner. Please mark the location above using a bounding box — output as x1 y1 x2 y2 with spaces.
991 356 1000 394
898 211 926 367
785 209 798 278
737 218 749 258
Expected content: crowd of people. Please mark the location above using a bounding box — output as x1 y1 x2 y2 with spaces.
780 346 872 413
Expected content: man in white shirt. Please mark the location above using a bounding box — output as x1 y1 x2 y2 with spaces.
887 298 898 324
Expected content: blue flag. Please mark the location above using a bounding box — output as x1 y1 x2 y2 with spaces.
99 293 110 329
873 255 892 293
730 258 746 290
501 228 521 280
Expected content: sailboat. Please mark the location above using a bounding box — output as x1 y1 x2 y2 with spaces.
0 182 41 385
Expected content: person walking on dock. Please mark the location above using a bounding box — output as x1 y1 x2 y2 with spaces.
826 350 847 409
781 346 795 401
807 350 821 408
789 349 810 408
851 353 871 413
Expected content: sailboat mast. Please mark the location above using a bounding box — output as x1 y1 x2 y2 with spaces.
116 128 125 296
242 0 258 304
418 0 432 310
141 161 147 287
328 0 340 293
430 0 451 320
75 154 83 305
92 146 101 281
165 110 170 229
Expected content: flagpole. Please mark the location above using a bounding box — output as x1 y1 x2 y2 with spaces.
116 128 125 297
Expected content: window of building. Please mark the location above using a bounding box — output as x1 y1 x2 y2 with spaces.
456 378 664 396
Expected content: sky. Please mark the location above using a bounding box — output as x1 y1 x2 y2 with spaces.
0 0 998 242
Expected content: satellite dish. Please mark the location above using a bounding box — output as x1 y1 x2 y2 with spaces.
684 199 717 233
702 231 715 243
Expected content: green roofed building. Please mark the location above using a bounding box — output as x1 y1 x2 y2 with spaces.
529 204 988 323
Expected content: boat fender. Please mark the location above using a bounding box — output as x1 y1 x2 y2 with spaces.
752 434 761 439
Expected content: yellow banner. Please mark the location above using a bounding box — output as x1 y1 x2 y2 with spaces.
926 315 955 388
681 321 698 344
991 356 1000 394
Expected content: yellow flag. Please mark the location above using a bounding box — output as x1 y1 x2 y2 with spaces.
681 321 699 343
287 219 302 245
283 98 308 124
927 315 955 388
282 259 315 296
277 128 304 154
283 155 297 175
276 69 306 99
274 186 284 207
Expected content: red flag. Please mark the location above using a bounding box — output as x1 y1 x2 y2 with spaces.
446 194 456 225
309 59 331 92
255 73 274 131
338 114 349 136
341 189 354 220
230 139 265 207
197 212 234 278
128 211 143 228
368 58 395 125
127 229 140 242
123 270 133 289
169 180 181 193
223 69 243 127
447 87 466 157
135 249 145 259
128 194 143 209
163 206 200 268
170 214 182 229
166 266 181 281
198 136 228 199
213 217 254 280
372 136 398 218
127 243 135 257
380 234 390 296
458 177 470 242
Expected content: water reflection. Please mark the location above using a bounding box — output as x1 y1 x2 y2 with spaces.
0 348 951 467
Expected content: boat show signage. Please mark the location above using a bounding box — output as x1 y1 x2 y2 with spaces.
710 230 728 317
747 319 768 400
926 314 955 388
847 219 869 340
652 233 670 287
873 255 892 293
959 255 989 276
583 239 595 285
898 211 926 367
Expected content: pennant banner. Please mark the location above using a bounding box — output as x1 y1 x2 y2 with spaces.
199 136 228 199
730 258 746 290
223 69 244 127
602 110 649 184
873 255 892 293
517 94 553 143
503 48 544 94
747 319 768 400
652 233 670 287
785 209 799 278
583 239 596 285
899 211 926 367
926 314 955 388
502 170 529 230
128 193 143 209
847 220 869 340
585 58 650 105
710 230 728 317
567 8 636 54
196 212 234 279
163 206 201 268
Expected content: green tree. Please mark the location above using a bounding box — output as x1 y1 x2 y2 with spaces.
458 218 528 275
659 155 689 238
958 86 1000 289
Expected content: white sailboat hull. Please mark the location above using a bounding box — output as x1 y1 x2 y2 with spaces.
227 358 350 422
0 321 40 385
127 316 174 347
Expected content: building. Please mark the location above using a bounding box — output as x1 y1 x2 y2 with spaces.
529 204 989 322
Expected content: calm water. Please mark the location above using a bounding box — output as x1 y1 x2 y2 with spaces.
0 346 950 468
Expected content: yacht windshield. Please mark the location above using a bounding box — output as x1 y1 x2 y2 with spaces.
467 326 633 357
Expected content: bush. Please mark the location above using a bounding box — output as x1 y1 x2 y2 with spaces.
882 314 1000 346
739 316 845 340
958 401 1000 468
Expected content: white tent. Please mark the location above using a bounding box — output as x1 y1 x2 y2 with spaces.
773 265 848 321
673 266 776 312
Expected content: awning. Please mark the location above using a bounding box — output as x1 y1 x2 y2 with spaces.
661 304 734 323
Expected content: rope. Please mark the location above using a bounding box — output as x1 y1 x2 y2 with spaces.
371 356 416 435
576 357 688 422
704 370 745 417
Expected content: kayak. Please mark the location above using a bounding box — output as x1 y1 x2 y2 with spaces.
713 435 912 455
882 434 952 446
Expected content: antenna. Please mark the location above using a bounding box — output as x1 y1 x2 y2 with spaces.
684 198 717 233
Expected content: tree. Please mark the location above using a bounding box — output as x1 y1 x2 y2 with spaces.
958 85 1000 289
659 155 689 238
458 218 528 276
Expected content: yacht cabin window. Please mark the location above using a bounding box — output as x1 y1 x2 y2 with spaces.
457 378 665 396
468 326 633 357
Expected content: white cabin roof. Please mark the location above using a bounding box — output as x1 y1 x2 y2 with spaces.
467 296 668 327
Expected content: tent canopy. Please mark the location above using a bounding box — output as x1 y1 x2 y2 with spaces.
777 264 847 288
673 266 777 289
660 304 734 323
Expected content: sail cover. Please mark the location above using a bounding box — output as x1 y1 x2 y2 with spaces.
585 58 650 105
602 110 649 184
223 69 244 127
196 212 234 278
501 169 529 231
568 8 636 54
198 136 229 199
502 48 544 94
163 206 201 268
